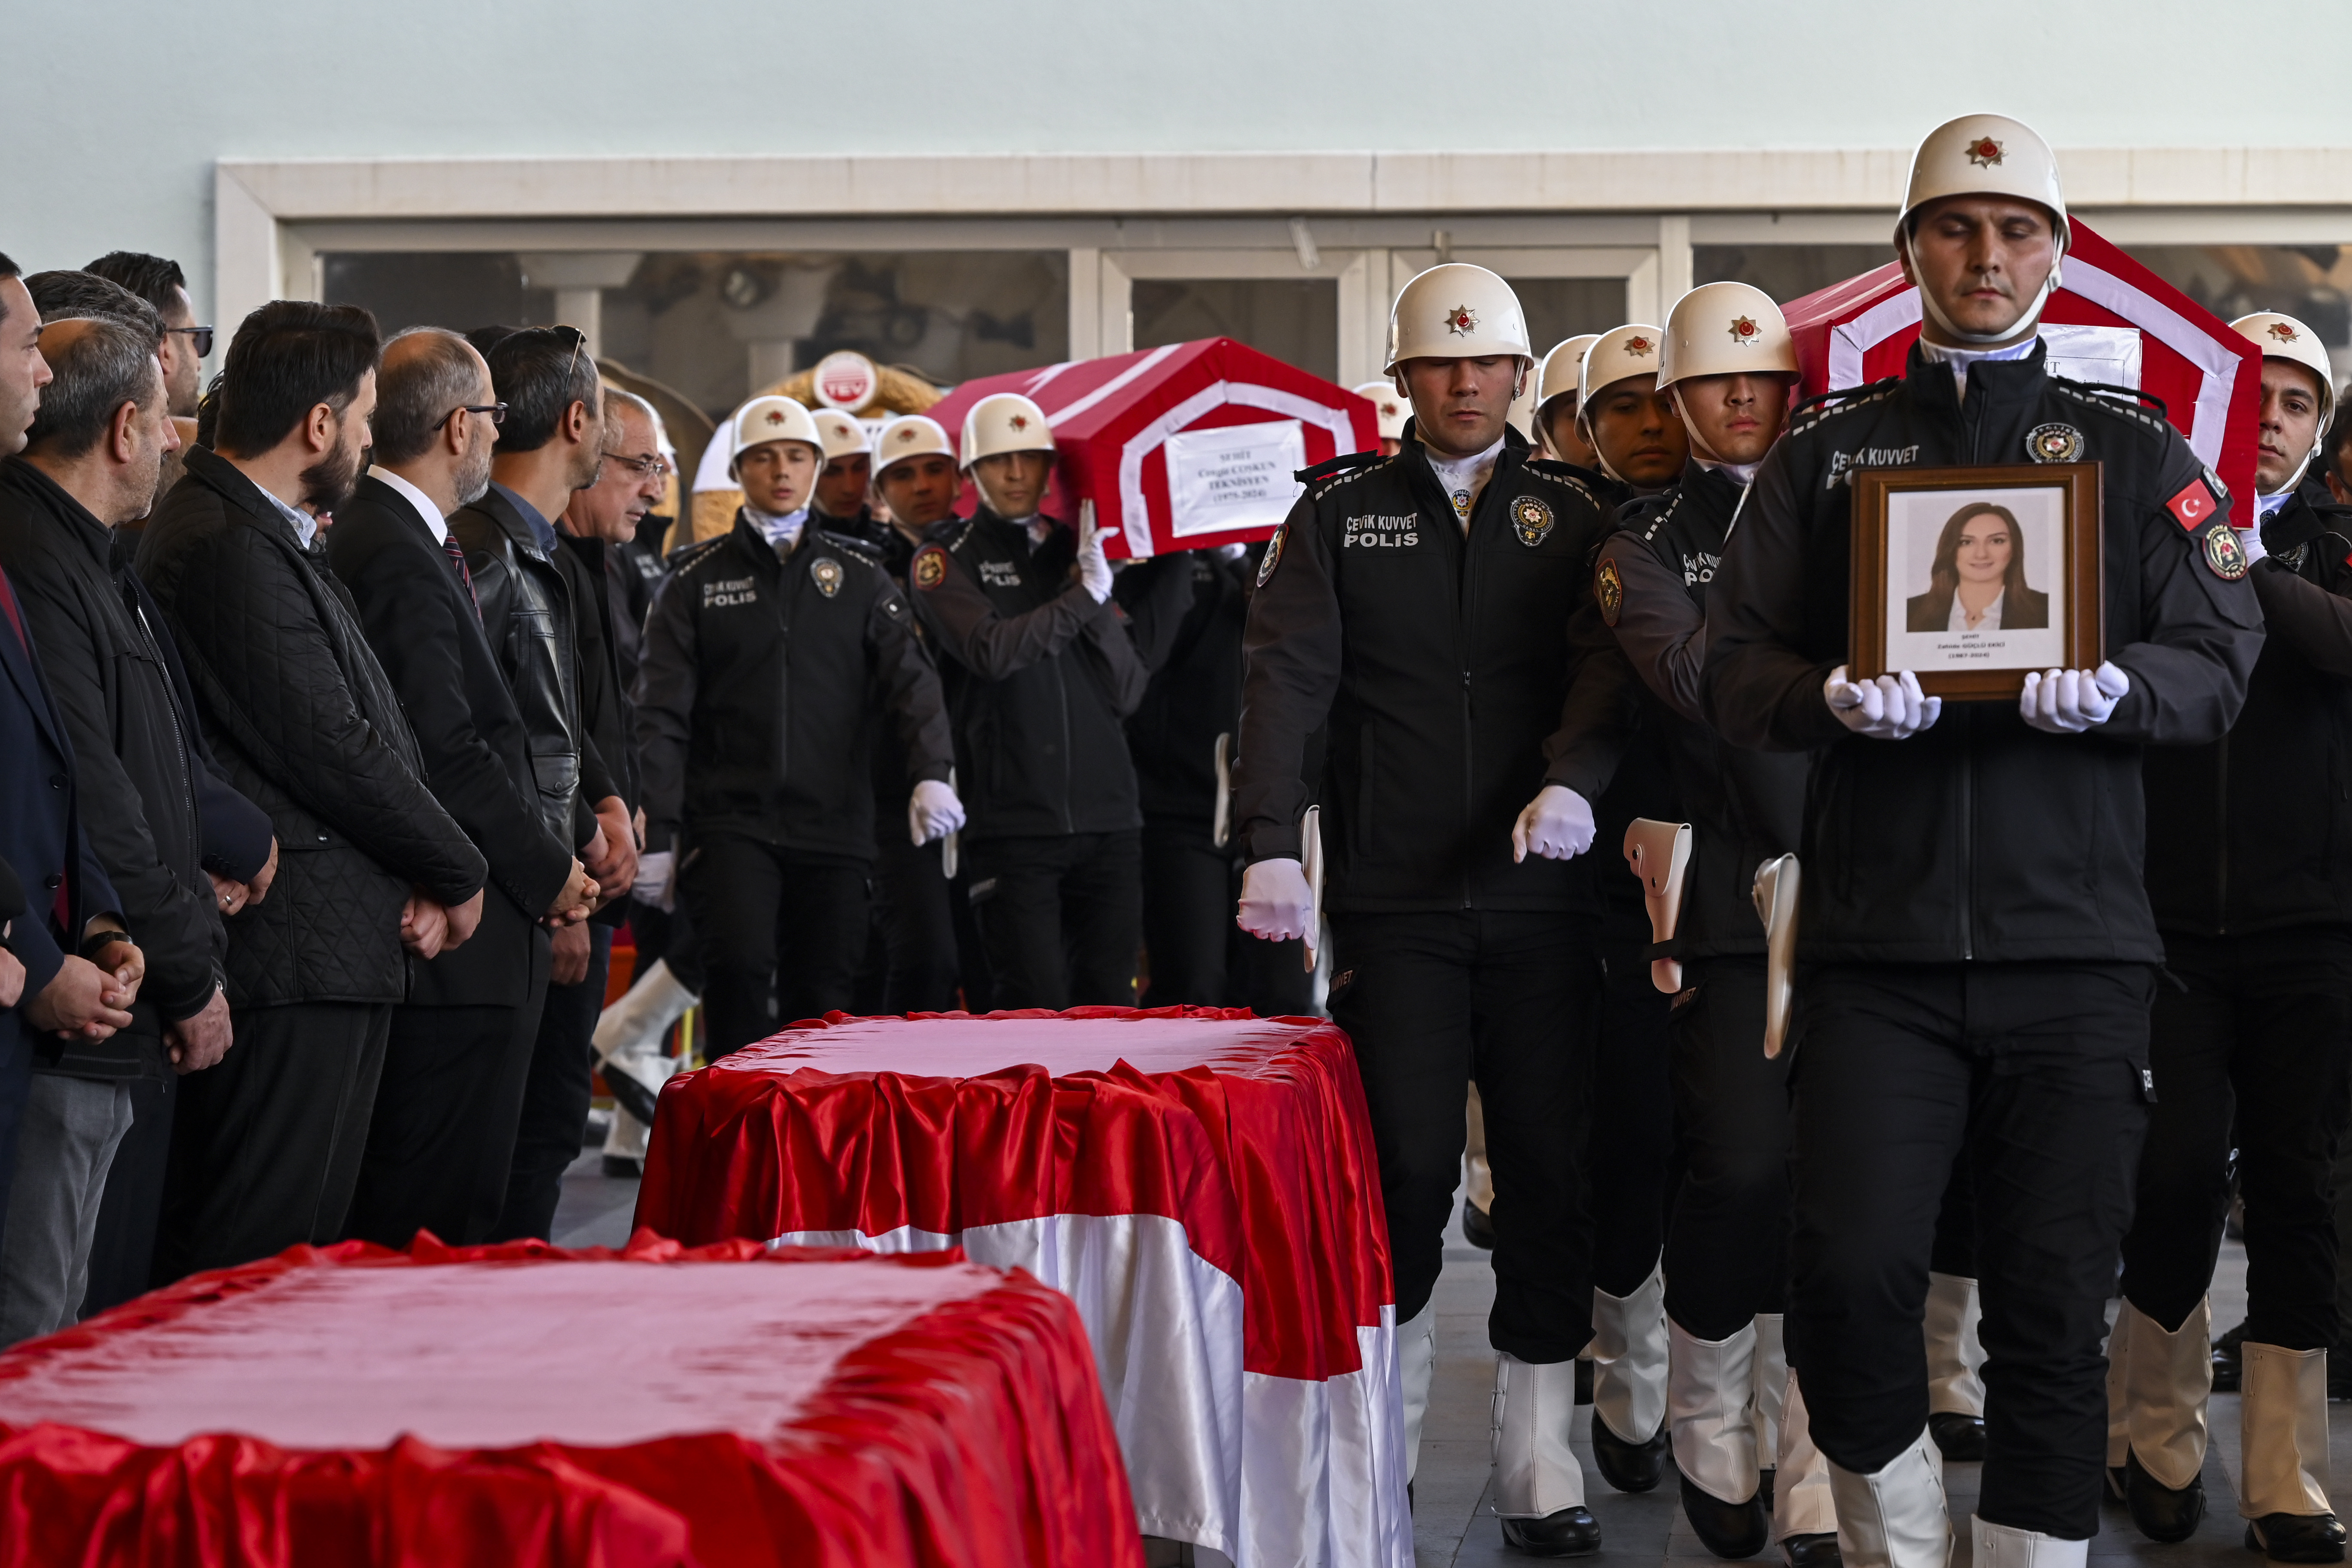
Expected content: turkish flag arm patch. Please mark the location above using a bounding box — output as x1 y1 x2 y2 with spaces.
2167 476 2223 531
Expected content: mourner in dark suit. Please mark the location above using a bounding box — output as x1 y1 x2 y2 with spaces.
327 328 595 1251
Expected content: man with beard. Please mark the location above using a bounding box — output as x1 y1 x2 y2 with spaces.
329 328 595 1252
82 255 205 517
448 326 629 1242
137 301 488 1279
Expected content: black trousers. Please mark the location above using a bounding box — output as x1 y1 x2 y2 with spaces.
345 937 551 1251
2121 928 2352 1349
494 925 613 1242
628 898 704 994
1788 962 2150 1539
1328 908 1603 1360
154 1001 392 1282
82 1056 173 1312
872 830 961 1014
1663 956 1794 1339
686 834 870 1056
964 831 1142 1010
1138 817 1313 1015
1589 915 1675 1298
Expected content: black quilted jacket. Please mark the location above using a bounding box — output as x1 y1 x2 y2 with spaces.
135 448 485 1007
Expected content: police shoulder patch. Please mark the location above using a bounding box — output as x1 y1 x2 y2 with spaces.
2203 522 2249 581
1257 523 1287 586
1511 494 1556 547
2026 422 2083 464
810 555 844 597
1596 557 1624 626
912 545 950 591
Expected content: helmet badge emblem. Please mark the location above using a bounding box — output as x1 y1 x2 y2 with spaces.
1729 316 1759 344
1623 335 1654 357
2268 321 2301 343
765 410 787 425
1009 413 1029 430
1445 305 1478 337
1965 136 2005 168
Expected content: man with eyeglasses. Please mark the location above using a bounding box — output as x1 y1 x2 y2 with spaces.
328 326 596 1255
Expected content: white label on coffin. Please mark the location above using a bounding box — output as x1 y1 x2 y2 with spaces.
2038 323 2143 390
1165 420 1307 540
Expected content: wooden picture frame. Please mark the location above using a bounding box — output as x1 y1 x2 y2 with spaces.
1849 463 2103 700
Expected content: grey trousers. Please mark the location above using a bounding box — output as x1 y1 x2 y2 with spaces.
0 1074 135 1345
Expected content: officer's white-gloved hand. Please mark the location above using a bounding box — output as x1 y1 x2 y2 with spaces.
909 778 967 845
1075 513 1119 604
1825 665 1942 740
1237 857 1314 942
1511 784 1596 863
633 850 676 913
2019 662 2129 735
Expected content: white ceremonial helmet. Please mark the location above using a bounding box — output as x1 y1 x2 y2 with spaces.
1382 263 1533 376
1657 284 1799 390
811 407 872 461
959 393 1056 470
1537 334 1601 410
1897 112 2070 345
2232 311 2338 486
1577 324 1666 414
1353 379 1411 442
873 414 956 477
729 395 824 475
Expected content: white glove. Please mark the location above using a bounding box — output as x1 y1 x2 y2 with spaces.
1511 784 1595 863
2019 662 2129 735
909 778 967 845
1825 665 1942 740
633 850 675 913
1076 512 1119 603
1237 857 1314 943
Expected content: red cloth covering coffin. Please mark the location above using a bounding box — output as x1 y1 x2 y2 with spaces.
1782 218 2261 510
0 1233 1141 1568
636 1006 1411 1568
925 338 1379 558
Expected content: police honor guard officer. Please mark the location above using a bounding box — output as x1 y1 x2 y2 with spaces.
1701 113 2264 1568
1235 262 1616 1556
2112 312 2352 1562
634 395 961 1056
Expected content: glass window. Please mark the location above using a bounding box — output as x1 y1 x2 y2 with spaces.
1508 277 1632 345
323 249 1070 421
1694 245 1893 304
2123 244 2352 372
1132 278 1337 380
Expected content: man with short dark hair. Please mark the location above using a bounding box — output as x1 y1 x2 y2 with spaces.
137 300 488 1279
330 327 595 1251
0 316 215 1338
0 253 143 1284
23 274 161 345
451 326 627 1239
81 254 203 422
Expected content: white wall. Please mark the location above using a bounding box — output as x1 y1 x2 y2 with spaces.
6 0 2351 320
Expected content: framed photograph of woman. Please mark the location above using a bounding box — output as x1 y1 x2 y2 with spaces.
1849 463 2102 699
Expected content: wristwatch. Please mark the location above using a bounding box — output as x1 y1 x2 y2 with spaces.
80 927 133 959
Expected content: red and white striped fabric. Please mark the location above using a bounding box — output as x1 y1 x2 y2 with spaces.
636 1007 1411 1568
1783 218 2262 509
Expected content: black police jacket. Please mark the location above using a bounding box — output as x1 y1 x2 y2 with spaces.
635 511 952 859
908 509 1152 841
1233 423 1614 913
2145 479 2352 935
1702 341 2264 965
1584 461 1806 958
1117 548 1255 823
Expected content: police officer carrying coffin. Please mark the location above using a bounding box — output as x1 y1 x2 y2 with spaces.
809 408 879 541
2110 312 2352 1562
909 394 1157 1008
635 395 963 1055
1578 284 1833 1565
1532 336 1602 470
1701 113 2264 1568
1234 262 1616 1556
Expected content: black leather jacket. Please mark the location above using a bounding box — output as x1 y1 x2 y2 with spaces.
451 485 606 854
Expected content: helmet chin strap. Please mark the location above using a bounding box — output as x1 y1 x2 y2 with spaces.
1902 229 2065 347
1667 386 1734 467
1577 413 1628 485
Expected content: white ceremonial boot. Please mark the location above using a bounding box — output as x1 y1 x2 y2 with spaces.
1754 1313 1788 1473
1775 1370 1840 1552
1922 1272 1985 1461
1400 1300 1437 1487
1970 1514 2088 1568
2112 1296 2210 1541
1669 1318 1771 1558
2239 1342 2347 1560
1591 1261 1671 1492
593 958 698 1125
1827 1427 1951 1568
1492 1353 1600 1554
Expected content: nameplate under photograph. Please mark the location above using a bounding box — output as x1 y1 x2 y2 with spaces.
1848 463 2103 700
